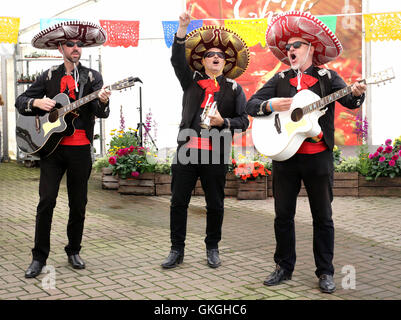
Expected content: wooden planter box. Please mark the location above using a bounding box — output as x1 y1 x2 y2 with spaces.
237 176 267 200
101 167 119 190
118 172 155 195
359 175 401 197
295 172 359 197
155 173 172 196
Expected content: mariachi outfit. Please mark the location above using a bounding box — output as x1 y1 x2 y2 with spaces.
167 26 249 262
246 12 364 278
15 21 108 266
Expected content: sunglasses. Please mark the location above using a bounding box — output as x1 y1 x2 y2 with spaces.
64 41 84 48
204 51 225 59
285 41 310 51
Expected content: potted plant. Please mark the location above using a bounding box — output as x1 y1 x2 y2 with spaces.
359 136 401 196
232 150 272 200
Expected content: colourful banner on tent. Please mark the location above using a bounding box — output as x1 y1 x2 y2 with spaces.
40 18 73 30
0 17 20 44
100 20 140 48
224 18 268 48
162 20 203 48
318 15 337 34
363 12 401 41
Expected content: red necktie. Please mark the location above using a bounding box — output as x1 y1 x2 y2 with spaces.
289 73 318 92
197 79 220 109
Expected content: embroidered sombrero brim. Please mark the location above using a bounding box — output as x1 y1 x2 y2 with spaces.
32 20 107 49
185 26 250 79
266 11 342 66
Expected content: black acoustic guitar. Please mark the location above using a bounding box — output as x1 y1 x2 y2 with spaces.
16 77 140 158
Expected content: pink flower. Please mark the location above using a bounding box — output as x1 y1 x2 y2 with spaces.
399 150 401 157
377 146 384 153
117 148 128 157
392 154 399 161
108 156 117 165
385 145 393 154
131 171 139 178
385 139 392 146
368 153 374 159
379 156 386 162
128 145 135 153
389 160 396 167
373 151 379 157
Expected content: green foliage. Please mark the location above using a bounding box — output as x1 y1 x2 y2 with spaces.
154 163 172 175
335 156 359 172
356 144 371 177
93 156 110 173
108 128 140 155
333 145 342 165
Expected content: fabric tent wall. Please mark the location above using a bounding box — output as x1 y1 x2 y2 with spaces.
365 0 401 145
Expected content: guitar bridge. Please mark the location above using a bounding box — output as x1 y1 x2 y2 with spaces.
274 114 281 134
35 115 40 133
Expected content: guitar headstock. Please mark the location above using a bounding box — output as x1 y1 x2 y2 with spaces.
365 68 395 85
110 77 142 91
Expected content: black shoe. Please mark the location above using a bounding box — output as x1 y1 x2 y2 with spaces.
263 265 292 286
25 260 45 278
68 254 86 269
207 249 221 268
319 274 336 293
161 250 184 269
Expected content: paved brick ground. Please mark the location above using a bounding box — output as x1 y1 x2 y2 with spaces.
1 161 401 300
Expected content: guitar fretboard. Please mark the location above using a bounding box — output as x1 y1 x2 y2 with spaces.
58 86 111 117
302 80 365 115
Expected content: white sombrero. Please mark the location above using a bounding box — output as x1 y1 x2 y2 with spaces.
32 20 107 49
266 11 343 66
185 26 250 79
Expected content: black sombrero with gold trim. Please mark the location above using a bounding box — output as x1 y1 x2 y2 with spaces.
185 26 250 79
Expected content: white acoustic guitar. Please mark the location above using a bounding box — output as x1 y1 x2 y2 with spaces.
251 68 395 161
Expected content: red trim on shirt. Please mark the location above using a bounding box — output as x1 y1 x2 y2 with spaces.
186 137 213 150
60 129 90 146
297 140 328 154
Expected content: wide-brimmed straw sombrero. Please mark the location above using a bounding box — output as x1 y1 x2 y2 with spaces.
185 26 250 79
32 20 107 49
266 11 342 66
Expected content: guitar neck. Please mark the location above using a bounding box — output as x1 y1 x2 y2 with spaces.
302 79 365 115
58 85 111 117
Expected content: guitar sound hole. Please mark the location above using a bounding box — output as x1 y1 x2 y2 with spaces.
48 109 59 123
291 108 303 122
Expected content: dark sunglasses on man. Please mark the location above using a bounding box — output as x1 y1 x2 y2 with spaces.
64 41 84 48
204 51 225 59
285 41 310 51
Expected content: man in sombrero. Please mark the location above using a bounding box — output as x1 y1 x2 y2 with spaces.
15 20 111 278
246 11 366 293
161 10 249 269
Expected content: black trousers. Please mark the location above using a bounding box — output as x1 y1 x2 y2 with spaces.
32 145 92 263
272 149 334 277
170 163 227 251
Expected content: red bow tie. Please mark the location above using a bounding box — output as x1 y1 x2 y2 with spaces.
60 75 77 100
289 73 318 91
197 79 220 109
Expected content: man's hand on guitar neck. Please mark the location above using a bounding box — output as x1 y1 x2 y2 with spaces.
351 80 366 97
33 98 56 112
98 86 111 104
266 98 293 112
